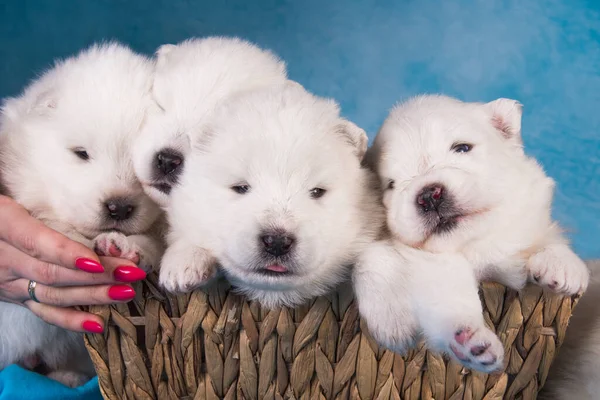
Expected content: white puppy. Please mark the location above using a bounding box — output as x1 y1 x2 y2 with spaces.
0 43 163 386
159 82 385 308
540 260 600 400
133 36 288 208
354 94 589 372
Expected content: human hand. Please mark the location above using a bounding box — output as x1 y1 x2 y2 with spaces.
0 195 147 333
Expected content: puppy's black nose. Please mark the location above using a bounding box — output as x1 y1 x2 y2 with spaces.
261 232 296 257
416 184 444 212
105 198 135 221
155 149 183 177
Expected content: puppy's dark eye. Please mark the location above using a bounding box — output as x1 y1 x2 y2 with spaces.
387 180 395 190
451 143 473 153
309 187 327 199
231 184 250 194
72 148 89 161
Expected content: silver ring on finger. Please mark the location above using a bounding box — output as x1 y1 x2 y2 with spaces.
28 280 40 303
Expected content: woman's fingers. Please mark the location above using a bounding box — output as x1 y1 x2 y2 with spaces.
25 300 106 333
0 241 144 287
99 256 147 283
0 196 101 272
13 278 137 307
0 196 148 335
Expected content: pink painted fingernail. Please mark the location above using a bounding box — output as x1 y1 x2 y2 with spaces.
82 320 104 334
75 258 104 273
114 266 146 283
108 285 136 301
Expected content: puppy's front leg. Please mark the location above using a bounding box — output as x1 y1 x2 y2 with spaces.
353 240 418 354
159 238 220 293
527 242 589 295
93 232 163 272
413 253 504 373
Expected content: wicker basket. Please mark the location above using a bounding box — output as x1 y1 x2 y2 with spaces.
83 273 580 400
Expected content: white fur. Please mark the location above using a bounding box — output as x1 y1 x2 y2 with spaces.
354 94 589 372
354 240 504 372
133 36 288 207
0 43 163 385
160 83 384 308
541 260 600 400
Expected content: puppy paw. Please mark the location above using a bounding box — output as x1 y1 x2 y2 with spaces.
94 232 141 263
447 326 504 373
527 244 589 295
46 370 90 388
159 245 219 293
93 232 160 272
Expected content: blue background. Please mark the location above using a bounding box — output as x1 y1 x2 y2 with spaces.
1 0 598 258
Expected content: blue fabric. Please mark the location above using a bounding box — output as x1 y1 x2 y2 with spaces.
0 365 102 400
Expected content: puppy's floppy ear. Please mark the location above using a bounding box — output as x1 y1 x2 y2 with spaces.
1 88 57 125
152 44 178 110
285 80 305 90
24 89 57 116
484 98 523 144
155 44 176 69
336 119 369 161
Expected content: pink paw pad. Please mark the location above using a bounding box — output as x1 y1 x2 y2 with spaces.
470 343 491 356
448 326 503 372
107 242 121 257
94 236 141 265
454 328 473 345
449 343 469 361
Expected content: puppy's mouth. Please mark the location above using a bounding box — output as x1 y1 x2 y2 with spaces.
420 208 488 246
432 213 463 234
81 223 134 239
246 255 301 279
255 264 294 277
151 182 172 194
408 183 493 248
99 221 138 235
419 198 464 236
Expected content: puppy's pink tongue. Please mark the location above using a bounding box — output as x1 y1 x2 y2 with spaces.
266 264 288 273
